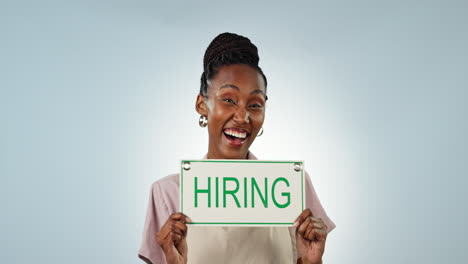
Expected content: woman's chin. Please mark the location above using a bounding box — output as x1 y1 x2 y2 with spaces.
215 147 249 160
209 135 253 159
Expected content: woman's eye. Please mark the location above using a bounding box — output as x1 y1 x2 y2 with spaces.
249 104 262 108
223 99 236 104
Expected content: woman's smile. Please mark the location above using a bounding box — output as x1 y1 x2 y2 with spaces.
223 127 250 146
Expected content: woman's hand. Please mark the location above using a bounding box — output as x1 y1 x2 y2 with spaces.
156 212 191 264
294 209 328 264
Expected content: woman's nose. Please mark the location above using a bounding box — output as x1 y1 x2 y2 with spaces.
233 108 249 125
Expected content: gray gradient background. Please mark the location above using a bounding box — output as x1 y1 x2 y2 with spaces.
1 1 467 263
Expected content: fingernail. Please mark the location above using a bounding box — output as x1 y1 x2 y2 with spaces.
293 221 299 228
186 216 192 223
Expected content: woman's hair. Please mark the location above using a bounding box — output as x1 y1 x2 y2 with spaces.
199 32 268 97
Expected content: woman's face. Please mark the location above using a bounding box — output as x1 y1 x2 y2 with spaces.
196 64 267 159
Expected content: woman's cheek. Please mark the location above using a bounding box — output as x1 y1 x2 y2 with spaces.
250 111 265 122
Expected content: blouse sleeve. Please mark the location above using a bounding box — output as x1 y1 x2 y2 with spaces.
138 182 170 264
304 171 336 234
295 171 336 260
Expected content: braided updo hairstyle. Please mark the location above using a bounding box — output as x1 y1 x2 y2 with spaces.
199 32 268 98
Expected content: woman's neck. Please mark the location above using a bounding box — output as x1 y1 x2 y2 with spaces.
206 151 249 160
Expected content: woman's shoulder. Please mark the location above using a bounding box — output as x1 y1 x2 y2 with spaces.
149 173 181 212
150 173 180 196
155 172 179 184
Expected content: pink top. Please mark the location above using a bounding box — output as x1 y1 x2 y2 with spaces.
138 152 336 264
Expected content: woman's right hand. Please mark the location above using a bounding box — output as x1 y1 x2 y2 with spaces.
156 212 191 264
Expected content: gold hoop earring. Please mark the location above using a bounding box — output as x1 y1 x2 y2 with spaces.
199 115 208 127
257 127 264 137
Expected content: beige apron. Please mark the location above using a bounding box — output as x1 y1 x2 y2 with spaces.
186 226 297 264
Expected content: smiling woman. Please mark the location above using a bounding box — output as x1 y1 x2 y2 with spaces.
138 32 335 264
196 64 266 159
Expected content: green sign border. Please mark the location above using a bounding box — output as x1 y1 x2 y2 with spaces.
180 160 304 225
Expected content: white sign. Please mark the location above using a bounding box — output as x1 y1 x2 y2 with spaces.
180 160 305 226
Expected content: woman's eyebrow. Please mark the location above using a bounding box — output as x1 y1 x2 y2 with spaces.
220 84 239 90
219 84 267 99
250 89 266 97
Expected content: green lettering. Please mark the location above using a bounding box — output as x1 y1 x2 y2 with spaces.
194 177 211 208
243 177 247 208
251 177 268 208
223 177 241 208
216 177 219 208
272 177 290 208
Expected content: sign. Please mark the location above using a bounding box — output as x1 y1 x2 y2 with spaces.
180 160 305 226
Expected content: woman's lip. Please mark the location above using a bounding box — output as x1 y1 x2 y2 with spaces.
223 132 248 146
223 127 250 135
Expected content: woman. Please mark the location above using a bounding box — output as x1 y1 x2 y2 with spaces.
139 32 335 264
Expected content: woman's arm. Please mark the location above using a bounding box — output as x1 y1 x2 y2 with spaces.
156 212 191 264
295 209 328 264
297 258 323 264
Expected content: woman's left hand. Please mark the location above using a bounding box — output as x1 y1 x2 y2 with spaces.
294 208 328 264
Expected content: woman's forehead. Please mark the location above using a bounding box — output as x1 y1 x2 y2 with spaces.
210 64 266 93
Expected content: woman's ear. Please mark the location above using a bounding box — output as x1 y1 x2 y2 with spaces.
195 94 208 116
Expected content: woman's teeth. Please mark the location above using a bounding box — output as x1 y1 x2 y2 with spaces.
224 129 247 139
